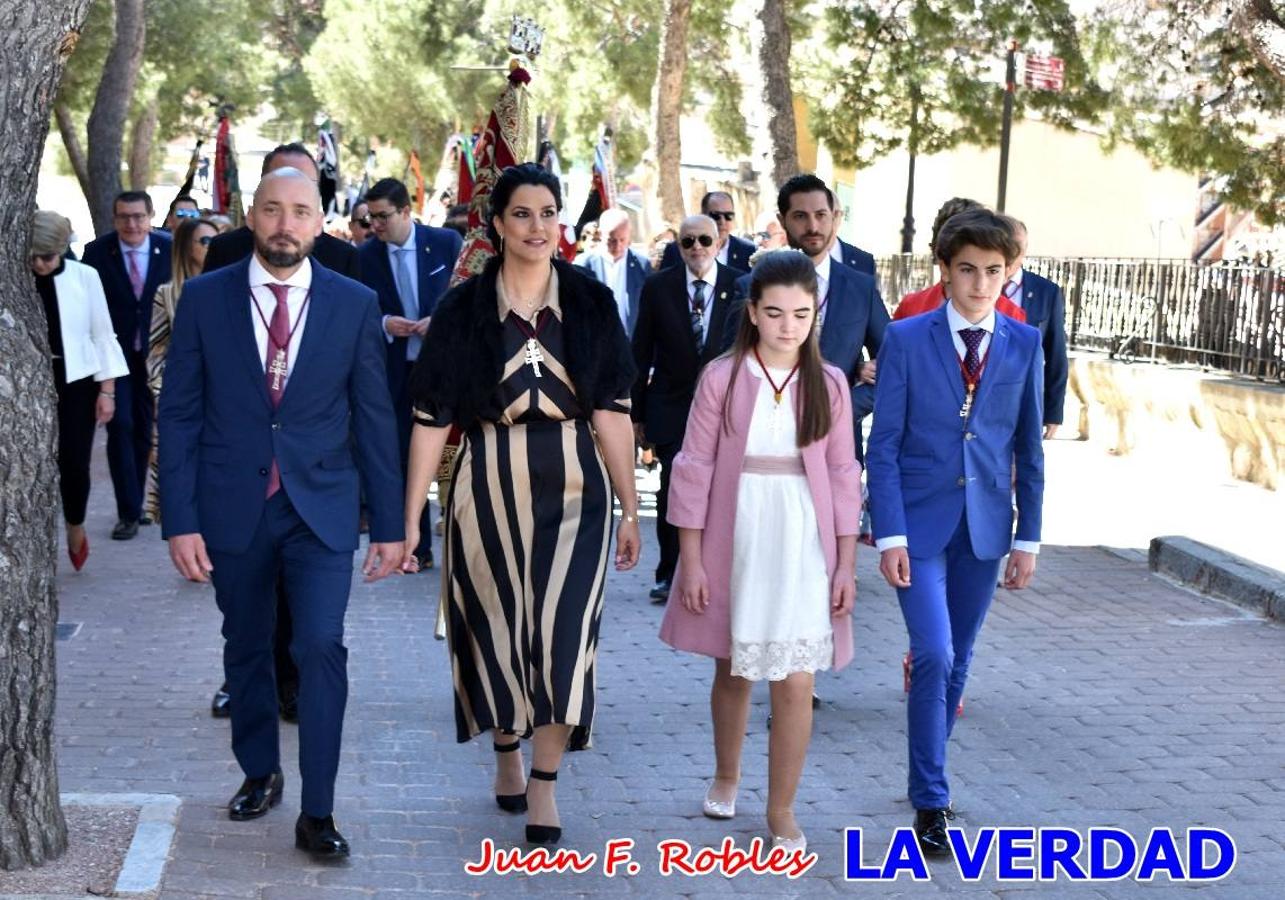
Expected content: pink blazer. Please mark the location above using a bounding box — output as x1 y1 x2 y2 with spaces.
658 355 863 670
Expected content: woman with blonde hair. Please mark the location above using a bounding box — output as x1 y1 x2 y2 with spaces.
146 215 220 520
32 211 129 570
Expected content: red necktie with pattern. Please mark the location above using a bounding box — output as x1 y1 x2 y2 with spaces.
264 283 290 497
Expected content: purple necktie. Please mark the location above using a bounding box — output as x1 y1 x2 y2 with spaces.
264 283 290 497
959 327 985 380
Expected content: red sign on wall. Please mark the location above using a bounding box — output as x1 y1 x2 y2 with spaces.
1024 55 1065 91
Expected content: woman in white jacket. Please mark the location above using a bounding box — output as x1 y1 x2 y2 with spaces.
32 211 130 571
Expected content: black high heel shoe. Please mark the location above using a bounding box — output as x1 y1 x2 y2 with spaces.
524 768 560 844
494 741 527 813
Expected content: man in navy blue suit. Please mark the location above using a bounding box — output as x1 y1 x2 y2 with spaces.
660 191 756 273
1004 221 1069 437
358 177 462 571
577 207 652 334
723 175 889 453
867 209 1044 857
82 191 172 540
159 168 404 859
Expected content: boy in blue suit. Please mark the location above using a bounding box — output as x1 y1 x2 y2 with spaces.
867 209 1045 856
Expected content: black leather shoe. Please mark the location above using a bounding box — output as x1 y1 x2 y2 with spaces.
211 685 231 718
138 515 153 526
228 771 283 820
111 519 139 540
295 813 350 859
649 580 671 603
914 807 954 856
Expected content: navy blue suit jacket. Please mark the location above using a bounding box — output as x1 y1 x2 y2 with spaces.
82 230 173 354
1015 270 1069 425
157 258 404 554
722 261 890 435
357 223 463 403
867 307 1044 559
578 249 651 335
835 238 876 278
660 233 754 274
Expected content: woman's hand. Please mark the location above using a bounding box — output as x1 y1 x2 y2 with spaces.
400 525 421 574
831 568 856 618
614 518 640 570
95 392 115 424
677 565 708 614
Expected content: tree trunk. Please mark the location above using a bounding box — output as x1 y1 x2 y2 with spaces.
0 0 94 871
649 0 691 225
84 0 146 235
1236 0 1285 79
749 0 799 193
127 94 159 191
53 102 91 201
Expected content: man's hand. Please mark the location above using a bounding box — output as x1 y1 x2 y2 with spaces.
1043 424 1059 440
858 358 878 385
363 541 404 582
169 533 213 583
1003 549 1037 589
385 316 418 338
879 547 911 589
412 315 432 336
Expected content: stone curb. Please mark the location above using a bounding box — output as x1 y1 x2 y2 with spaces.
1149 535 1285 620
61 792 181 896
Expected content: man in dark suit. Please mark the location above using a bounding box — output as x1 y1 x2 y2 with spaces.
831 234 877 278
159 168 404 859
203 143 360 280
358 177 463 570
200 142 359 722
578 208 651 334
82 190 173 540
632 214 737 602
660 191 755 273
1004 221 1068 437
724 175 889 454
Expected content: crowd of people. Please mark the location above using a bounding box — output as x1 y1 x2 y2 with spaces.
34 142 1067 862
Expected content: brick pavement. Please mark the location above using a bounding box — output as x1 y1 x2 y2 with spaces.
42 450 1285 899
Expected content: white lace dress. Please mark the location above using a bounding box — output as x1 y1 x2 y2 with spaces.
728 360 833 681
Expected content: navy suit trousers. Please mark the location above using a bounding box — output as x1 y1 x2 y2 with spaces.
210 490 353 817
105 349 152 522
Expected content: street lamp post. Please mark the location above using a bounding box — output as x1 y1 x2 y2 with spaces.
996 39 1018 212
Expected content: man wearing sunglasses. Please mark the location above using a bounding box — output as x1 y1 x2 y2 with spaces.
659 191 755 274
82 190 172 541
631 215 738 602
349 200 373 246
163 195 201 234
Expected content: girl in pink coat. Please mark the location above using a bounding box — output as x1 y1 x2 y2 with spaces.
659 250 863 855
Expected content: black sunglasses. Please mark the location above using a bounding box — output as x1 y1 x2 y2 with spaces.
707 211 735 222
680 234 715 249
353 217 371 228
198 235 214 246
31 252 59 263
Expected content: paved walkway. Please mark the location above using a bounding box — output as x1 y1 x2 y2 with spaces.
39 449 1285 899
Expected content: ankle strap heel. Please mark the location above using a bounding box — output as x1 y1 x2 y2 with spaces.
492 740 526 813
524 768 561 844
529 768 558 782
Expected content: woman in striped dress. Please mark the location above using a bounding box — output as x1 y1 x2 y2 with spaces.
402 164 641 845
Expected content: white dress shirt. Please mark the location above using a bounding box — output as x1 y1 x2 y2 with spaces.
685 264 716 343
876 299 1039 555
605 251 630 324
715 239 729 267
814 253 832 328
249 255 312 389
1004 268 1025 307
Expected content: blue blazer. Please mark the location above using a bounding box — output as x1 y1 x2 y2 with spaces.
866 306 1045 560
157 258 404 554
1016 270 1069 426
82 230 173 353
722 261 889 432
578 249 652 335
835 238 876 278
660 233 754 274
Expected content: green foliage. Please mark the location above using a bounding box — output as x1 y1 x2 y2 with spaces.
803 0 1107 170
1089 1 1285 225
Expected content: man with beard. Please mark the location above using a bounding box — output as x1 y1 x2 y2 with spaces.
723 174 889 459
660 191 755 273
158 168 404 859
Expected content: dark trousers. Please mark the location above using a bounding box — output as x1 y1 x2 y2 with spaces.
208 491 352 817
54 361 99 526
105 349 152 522
654 441 681 583
401 359 433 557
